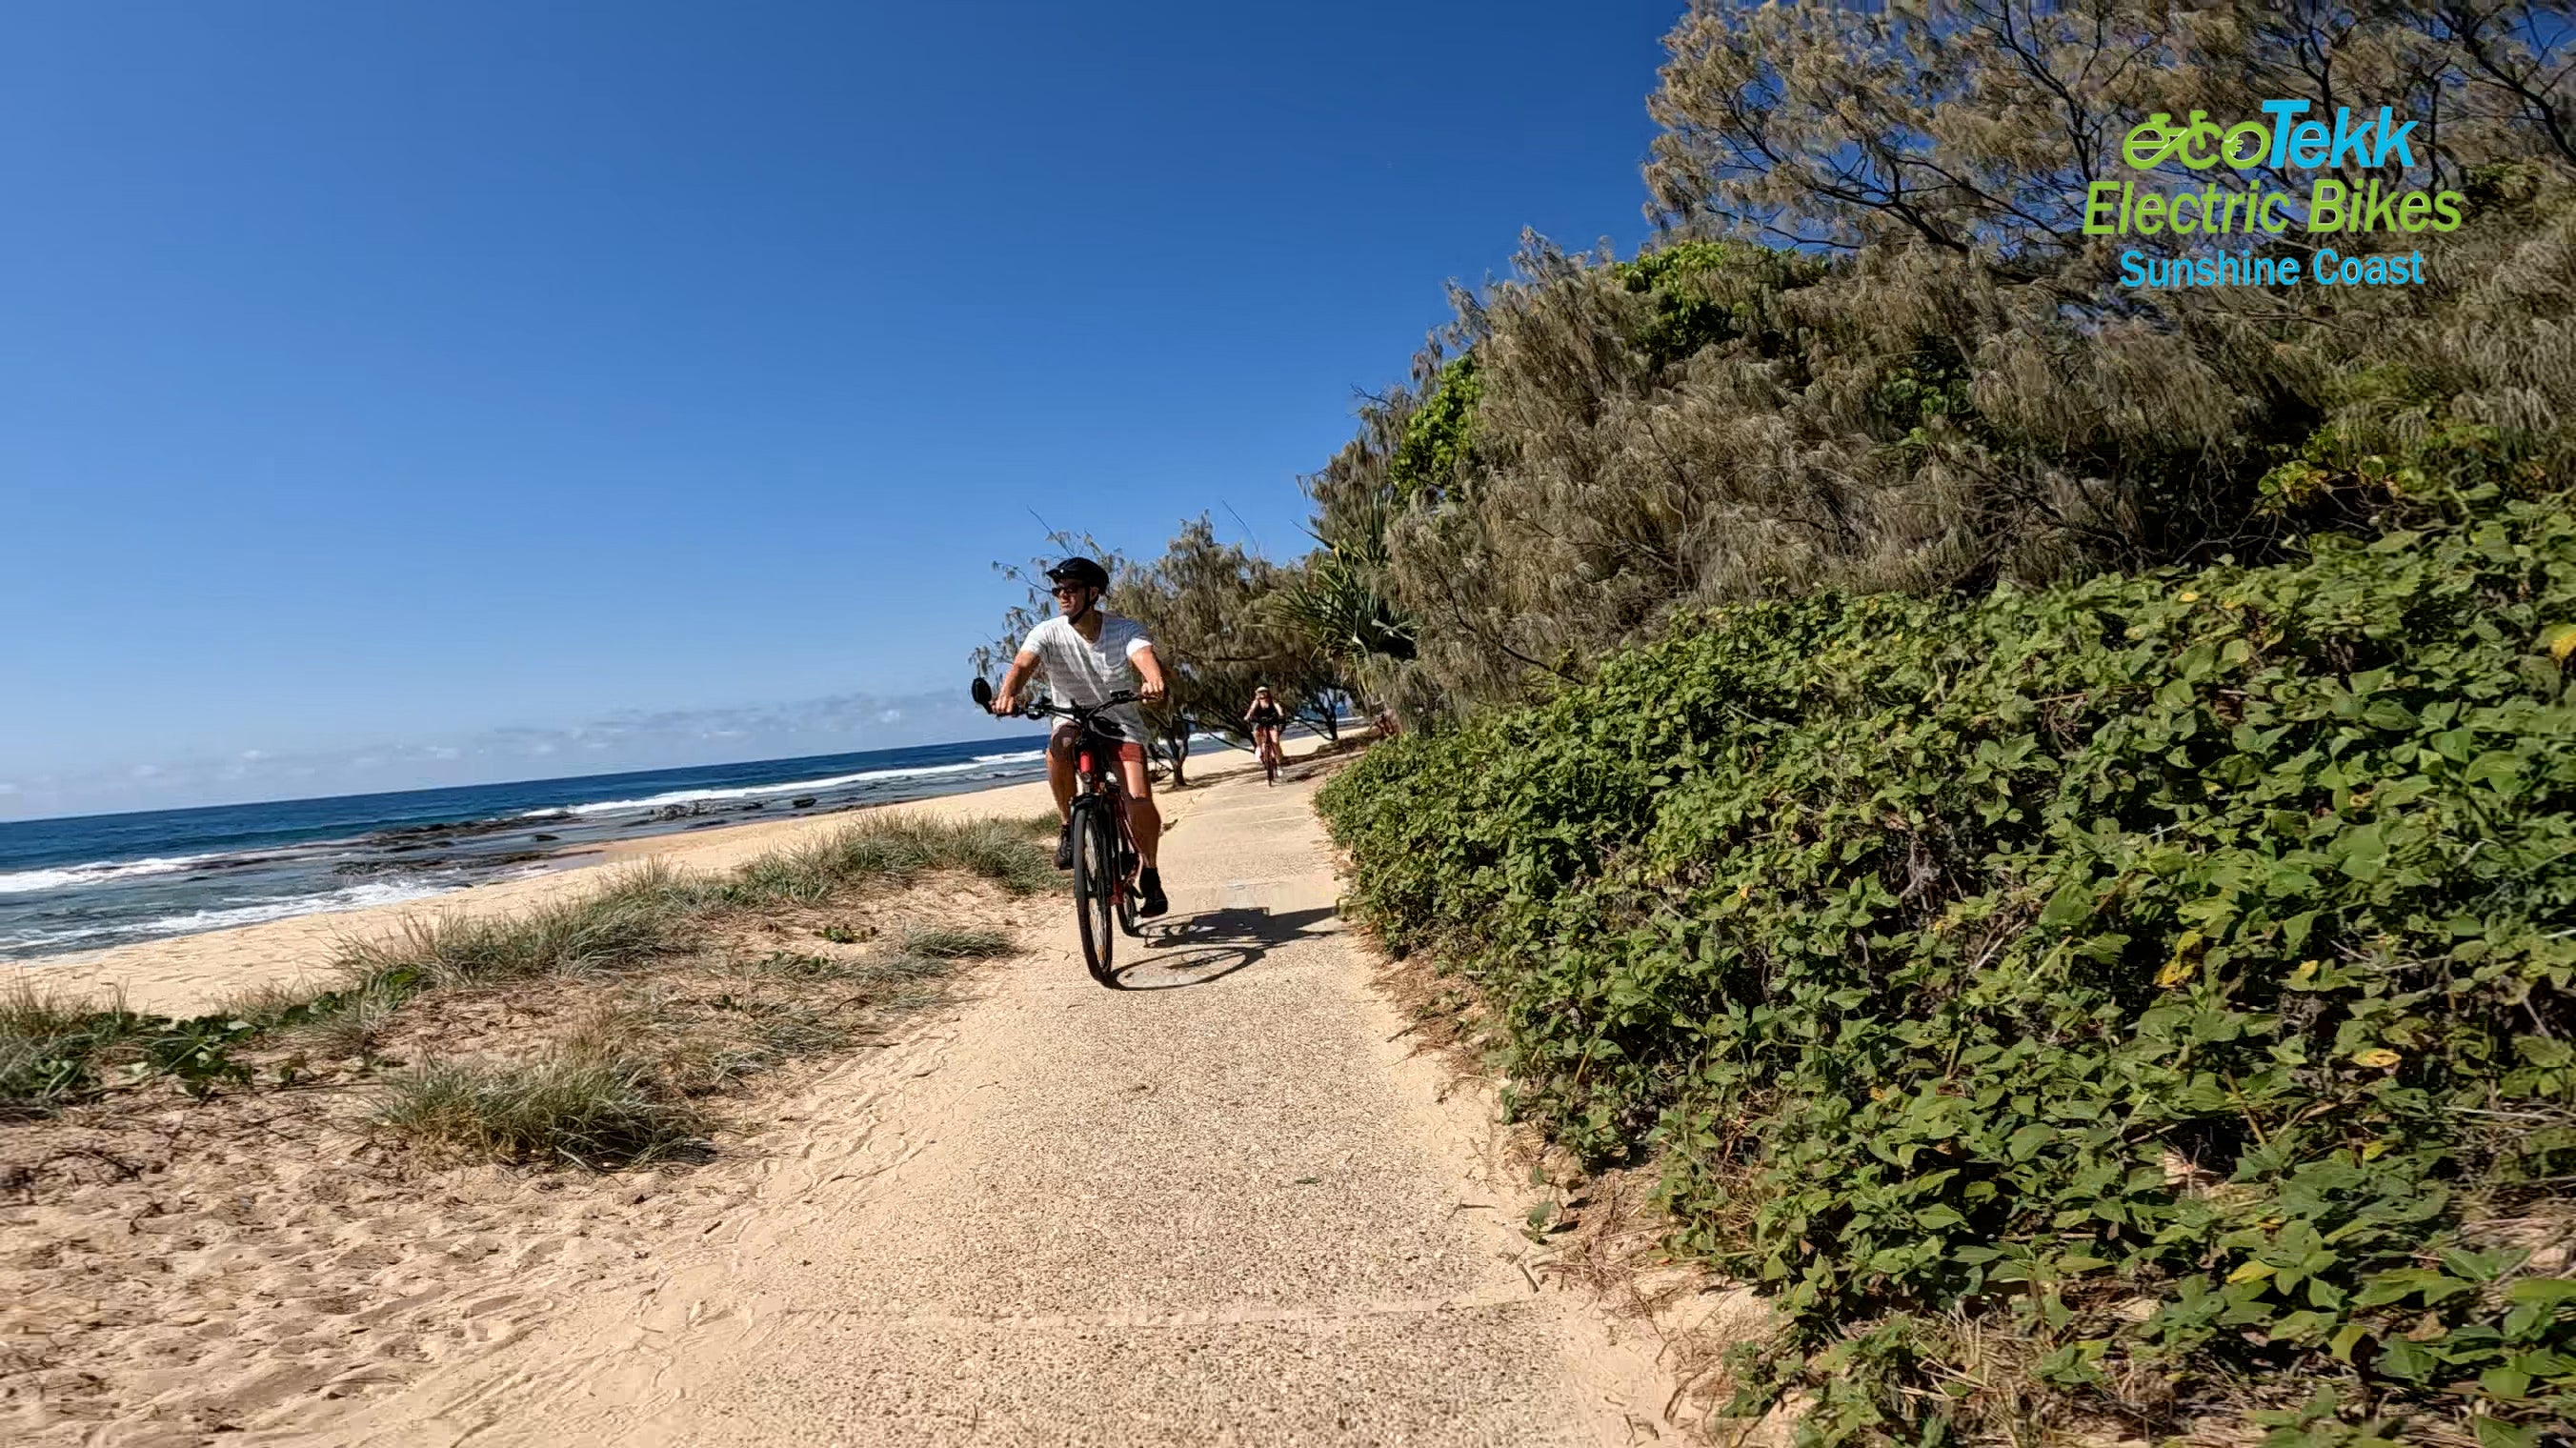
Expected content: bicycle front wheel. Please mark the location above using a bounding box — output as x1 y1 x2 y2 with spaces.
1072 798 1117 985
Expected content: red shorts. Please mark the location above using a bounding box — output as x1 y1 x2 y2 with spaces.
1049 727 1146 765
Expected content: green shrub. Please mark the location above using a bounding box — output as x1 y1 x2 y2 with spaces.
0 983 152 1114
0 981 290 1110
1318 488 2576 1439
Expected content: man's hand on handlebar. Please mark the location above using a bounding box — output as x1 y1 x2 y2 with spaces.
1137 676 1166 704
986 689 1139 718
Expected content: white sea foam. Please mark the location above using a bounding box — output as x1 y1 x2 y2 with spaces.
561 752 1048 815
0 853 233 895
128 880 453 935
0 879 456 955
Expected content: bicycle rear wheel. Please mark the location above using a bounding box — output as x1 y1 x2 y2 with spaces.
1072 798 1117 985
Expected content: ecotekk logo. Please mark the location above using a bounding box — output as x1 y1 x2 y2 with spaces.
2085 99 2466 289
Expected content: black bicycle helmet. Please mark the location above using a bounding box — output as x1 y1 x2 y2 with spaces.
1045 555 1111 590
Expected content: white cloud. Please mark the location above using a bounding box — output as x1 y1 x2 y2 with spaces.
0 686 1013 820
0 782 17 795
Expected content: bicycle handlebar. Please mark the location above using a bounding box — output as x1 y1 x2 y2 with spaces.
992 690 1139 721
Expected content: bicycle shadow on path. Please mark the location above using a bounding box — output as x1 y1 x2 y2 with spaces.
1108 904 1338 991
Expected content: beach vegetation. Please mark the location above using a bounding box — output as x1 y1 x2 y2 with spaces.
1066 16 2574 1430
1316 480 2576 1441
0 982 152 1115
748 945 969 992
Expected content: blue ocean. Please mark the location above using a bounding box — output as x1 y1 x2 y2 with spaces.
0 734 1054 959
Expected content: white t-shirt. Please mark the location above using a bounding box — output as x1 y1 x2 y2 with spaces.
1017 613 1152 743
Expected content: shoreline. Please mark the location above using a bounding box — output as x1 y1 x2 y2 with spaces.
1 734 1335 1018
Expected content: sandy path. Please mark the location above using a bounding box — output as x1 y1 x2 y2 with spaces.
251 760 1668 1447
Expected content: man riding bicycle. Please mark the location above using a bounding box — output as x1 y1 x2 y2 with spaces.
1243 686 1286 774
991 556 1173 917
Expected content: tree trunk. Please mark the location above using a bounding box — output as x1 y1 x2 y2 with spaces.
1157 725 1193 788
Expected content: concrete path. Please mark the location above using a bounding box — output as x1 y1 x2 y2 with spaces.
288 760 1663 1446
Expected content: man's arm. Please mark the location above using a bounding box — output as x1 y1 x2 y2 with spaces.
992 649 1041 715
1130 643 1168 703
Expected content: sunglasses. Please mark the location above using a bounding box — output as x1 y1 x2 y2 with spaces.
1052 584 1090 596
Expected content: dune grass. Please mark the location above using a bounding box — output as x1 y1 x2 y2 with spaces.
721 816 1056 907
896 924 1014 959
333 860 699 991
368 1049 706 1168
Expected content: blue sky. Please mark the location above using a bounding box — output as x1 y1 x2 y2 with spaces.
1 0 1681 820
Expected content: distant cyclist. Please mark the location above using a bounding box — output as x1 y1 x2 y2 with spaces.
991 556 1172 916
1243 687 1286 780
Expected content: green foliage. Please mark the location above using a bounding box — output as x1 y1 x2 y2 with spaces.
1318 489 2576 1439
0 971 431 1114
1275 546 1416 666
737 815 1057 903
1386 356 1480 504
0 983 158 1113
1611 238 1826 370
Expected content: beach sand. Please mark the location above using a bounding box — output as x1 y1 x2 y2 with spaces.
4 735 1329 1019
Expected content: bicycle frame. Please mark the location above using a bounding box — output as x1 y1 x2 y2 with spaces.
1071 725 1138 903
